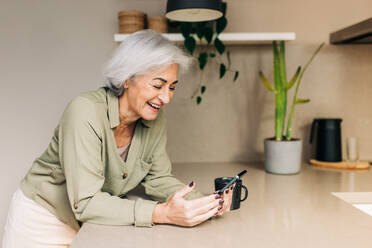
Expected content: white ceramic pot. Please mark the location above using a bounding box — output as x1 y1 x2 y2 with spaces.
264 138 303 175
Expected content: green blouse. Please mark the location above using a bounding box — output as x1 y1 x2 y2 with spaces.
20 87 202 231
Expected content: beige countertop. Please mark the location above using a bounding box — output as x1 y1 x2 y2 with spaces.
71 162 372 248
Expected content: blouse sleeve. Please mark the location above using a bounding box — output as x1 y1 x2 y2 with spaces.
59 97 156 227
141 118 204 202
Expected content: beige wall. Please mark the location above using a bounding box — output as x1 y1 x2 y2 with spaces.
1 0 371 237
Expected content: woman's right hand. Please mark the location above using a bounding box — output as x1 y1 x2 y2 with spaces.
152 182 223 227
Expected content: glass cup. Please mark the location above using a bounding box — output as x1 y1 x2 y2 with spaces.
346 137 359 162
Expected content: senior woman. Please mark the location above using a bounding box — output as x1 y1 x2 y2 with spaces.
2 30 233 247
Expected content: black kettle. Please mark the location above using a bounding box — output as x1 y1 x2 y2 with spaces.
310 118 342 162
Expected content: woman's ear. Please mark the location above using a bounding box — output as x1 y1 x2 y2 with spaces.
123 81 129 89
124 76 136 89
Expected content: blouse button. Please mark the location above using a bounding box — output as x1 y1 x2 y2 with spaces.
122 172 128 179
73 202 78 209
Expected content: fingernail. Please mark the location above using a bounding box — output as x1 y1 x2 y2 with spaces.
189 181 194 187
219 199 224 204
226 189 229 194
213 191 218 194
218 191 223 195
230 186 233 190
215 194 221 199
218 206 222 211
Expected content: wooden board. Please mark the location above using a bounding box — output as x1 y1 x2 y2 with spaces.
309 159 370 170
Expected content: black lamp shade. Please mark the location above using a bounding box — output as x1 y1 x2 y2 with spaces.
166 0 223 22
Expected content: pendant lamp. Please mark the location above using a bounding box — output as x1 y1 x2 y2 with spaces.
166 0 223 22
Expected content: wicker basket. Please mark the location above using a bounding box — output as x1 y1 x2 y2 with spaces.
147 16 168 33
118 10 145 34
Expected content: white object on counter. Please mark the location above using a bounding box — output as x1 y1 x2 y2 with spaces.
346 137 359 162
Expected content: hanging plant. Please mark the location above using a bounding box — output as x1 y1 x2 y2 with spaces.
168 2 239 104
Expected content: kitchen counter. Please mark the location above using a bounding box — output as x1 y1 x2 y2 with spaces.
70 162 372 248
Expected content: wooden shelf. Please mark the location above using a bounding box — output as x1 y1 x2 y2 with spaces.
114 32 296 44
330 18 372 44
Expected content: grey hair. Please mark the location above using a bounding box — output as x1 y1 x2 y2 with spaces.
103 30 194 97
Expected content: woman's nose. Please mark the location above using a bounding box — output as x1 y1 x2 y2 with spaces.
158 90 171 105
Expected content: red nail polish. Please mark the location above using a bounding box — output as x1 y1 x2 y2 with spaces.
226 189 229 194
230 186 233 190
189 181 194 187
218 206 222 211
219 199 224 204
215 194 221 199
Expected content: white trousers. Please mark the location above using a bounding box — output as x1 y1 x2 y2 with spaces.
2 188 77 248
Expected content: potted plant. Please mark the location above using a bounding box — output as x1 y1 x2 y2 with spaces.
259 41 324 174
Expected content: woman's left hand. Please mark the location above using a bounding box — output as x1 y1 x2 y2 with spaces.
216 184 235 215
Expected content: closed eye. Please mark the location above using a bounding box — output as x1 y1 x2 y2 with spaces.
153 85 176 91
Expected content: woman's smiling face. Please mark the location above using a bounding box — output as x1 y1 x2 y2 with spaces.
123 63 179 121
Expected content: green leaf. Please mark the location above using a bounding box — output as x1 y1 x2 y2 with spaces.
258 71 274 92
233 71 239 82
297 42 325 83
203 27 213 44
214 38 225 54
197 21 207 28
209 53 216 58
198 52 208 70
191 26 197 34
285 43 324 141
219 63 226 79
196 22 206 39
196 96 202 104
273 41 281 90
278 41 287 90
196 30 203 40
286 66 301 90
226 51 231 68
221 2 227 16
296 98 310 104
180 23 192 38
216 16 227 34
184 36 196 55
195 24 214 43
201 86 206 94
